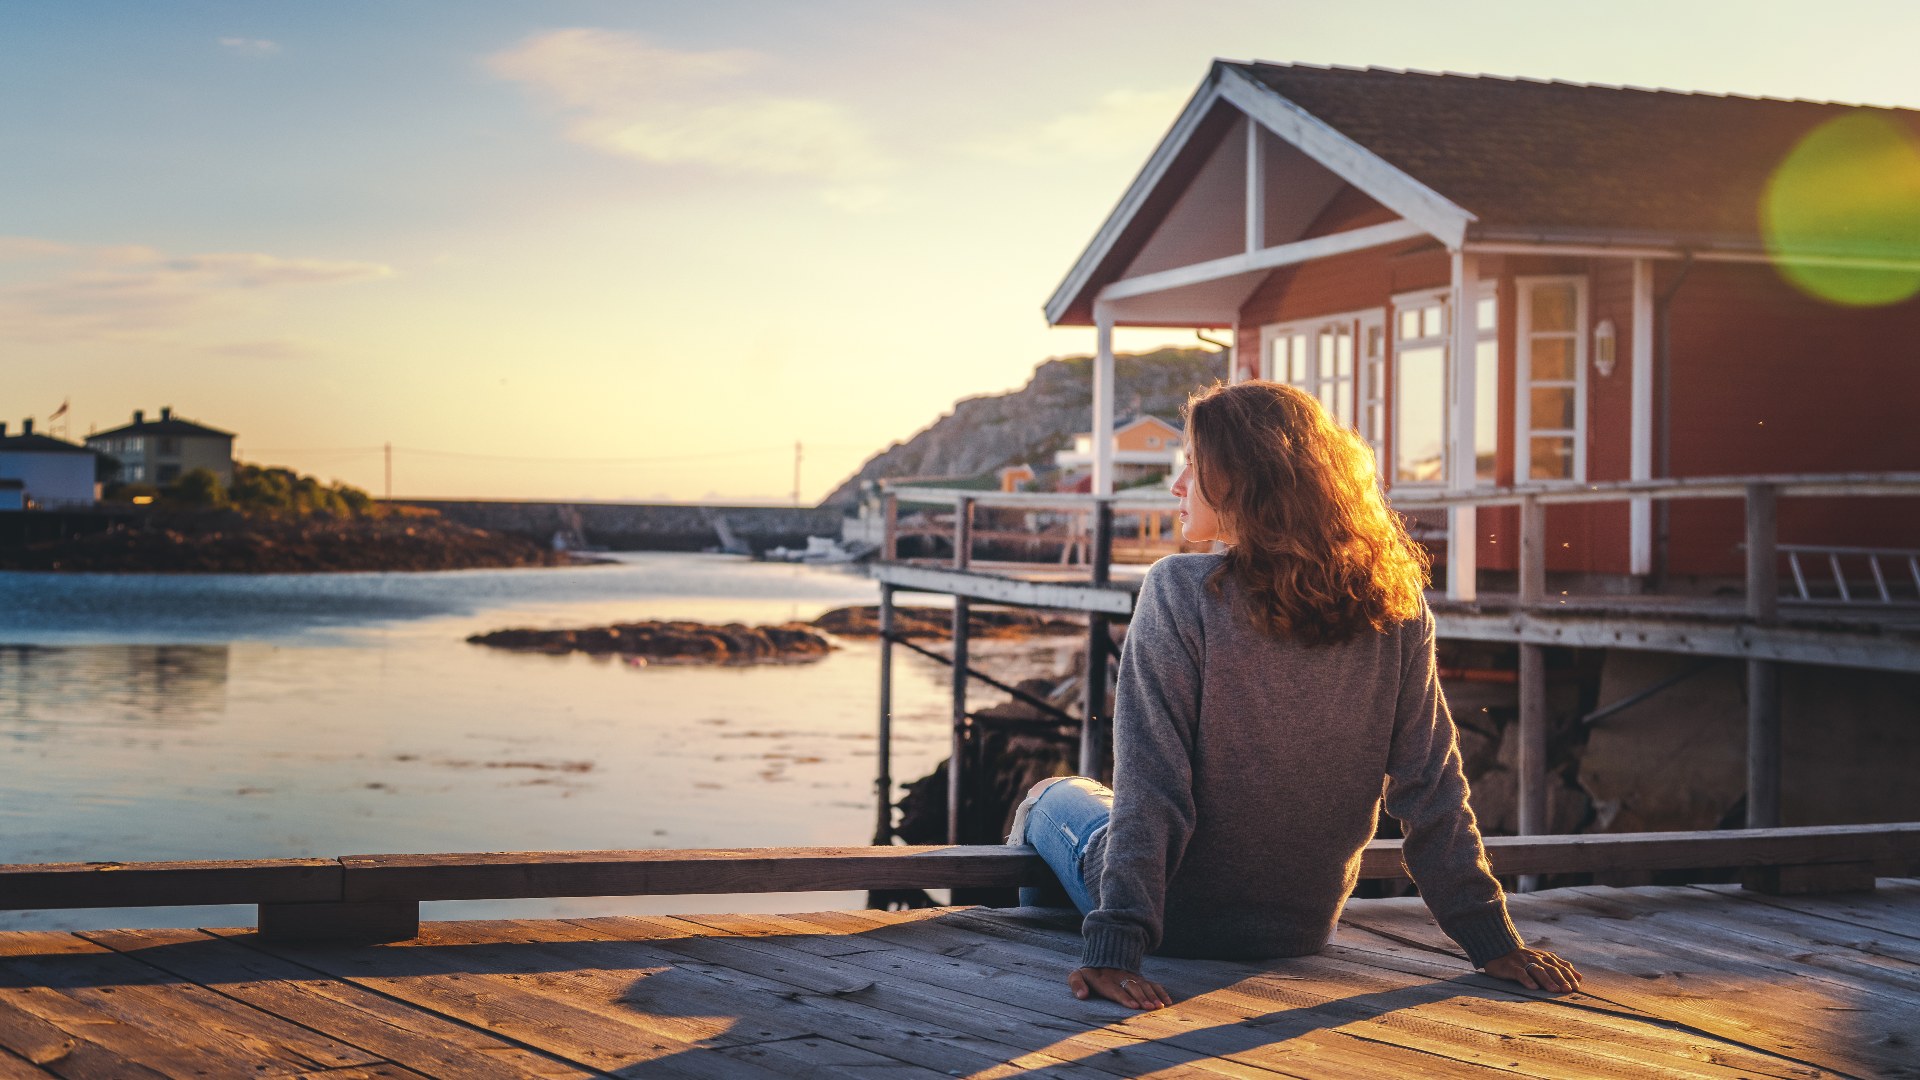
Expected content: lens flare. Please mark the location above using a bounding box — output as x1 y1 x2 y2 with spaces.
1761 111 1920 306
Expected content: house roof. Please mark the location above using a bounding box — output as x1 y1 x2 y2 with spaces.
88 417 235 440
0 433 94 455
1047 61 1920 324
1226 62 1920 250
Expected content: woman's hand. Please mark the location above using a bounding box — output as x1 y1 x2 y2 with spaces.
1069 966 1173 1010
1482 947 1583 993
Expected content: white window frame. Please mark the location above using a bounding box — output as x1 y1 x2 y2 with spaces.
1389 285 1499 488
1259 307 1382 442
1515 275 1589 484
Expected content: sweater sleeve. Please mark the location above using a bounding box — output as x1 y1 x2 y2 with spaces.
1382 608 1525 968
1081 563 1202 972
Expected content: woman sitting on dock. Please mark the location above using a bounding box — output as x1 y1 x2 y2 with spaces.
1009 380 1583 1010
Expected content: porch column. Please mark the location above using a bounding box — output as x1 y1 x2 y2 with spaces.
1629 259 1655 575
1092 305 1116 496
1446 250 1479 602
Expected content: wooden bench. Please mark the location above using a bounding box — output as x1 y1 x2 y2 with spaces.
5 823 1916 943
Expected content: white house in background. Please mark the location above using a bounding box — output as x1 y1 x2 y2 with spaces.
1054 414 1184 486
0 420 97 509
86 407 236 487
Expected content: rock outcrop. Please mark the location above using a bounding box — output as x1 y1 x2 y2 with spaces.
0 510 568 573
822 347 1227 506
468 620 835 665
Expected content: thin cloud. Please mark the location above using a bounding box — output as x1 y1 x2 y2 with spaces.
0 238 391 340
487 28 892 196
219 37 281 57
969 87 1190 162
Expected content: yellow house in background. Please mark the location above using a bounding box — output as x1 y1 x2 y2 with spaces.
1054 415 1183 487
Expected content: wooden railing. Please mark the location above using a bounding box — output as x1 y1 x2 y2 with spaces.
7 823 1917 942
880 485 1184 572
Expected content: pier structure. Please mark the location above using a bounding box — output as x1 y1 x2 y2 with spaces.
867 473 1920 851
3 830 1919 1076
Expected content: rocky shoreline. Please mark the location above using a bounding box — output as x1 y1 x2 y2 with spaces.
468 620 835 665
0 510 574 573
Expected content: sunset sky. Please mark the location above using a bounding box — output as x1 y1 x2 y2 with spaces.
5 0 1917 502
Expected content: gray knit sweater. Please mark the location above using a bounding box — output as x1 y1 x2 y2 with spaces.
1080 553 1524 973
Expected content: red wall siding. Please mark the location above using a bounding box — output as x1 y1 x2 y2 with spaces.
1665 262 1920 576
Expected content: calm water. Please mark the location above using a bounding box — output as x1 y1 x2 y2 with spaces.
0 554 1070 929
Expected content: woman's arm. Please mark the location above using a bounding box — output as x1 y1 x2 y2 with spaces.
1381 610 1528 965
1076 565 1203 993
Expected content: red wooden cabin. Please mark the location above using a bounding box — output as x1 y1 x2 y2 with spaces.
1046 62 1920 595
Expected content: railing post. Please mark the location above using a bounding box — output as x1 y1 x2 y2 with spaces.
1519 495 1546 607
948 497 973 844
1081 500 1115 780
874 584 895 846
881 491 898 562
1745 482 1782 828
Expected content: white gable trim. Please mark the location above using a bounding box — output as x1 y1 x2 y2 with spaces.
1097 218 1426 303
1215 68 1474 249
1046 64 1477 326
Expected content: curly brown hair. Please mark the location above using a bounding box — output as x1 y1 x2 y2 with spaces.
1185 380 1429 645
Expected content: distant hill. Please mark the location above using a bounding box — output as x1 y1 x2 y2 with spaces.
822 347 1227 506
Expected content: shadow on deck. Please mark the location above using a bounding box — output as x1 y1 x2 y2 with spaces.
3 880 1916 1078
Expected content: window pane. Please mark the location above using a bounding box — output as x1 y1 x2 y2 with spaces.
1335 381 1352 424
1530 284 1576 332
1368 403 1384 443
1530 337 1575 381
1421 307 1443 338
1400 310 1420 339
1529 436 1574 480
1288 336 1308 384
1320 383 1338 415
1476 339 1498 484
1396 344 1446 483
1476 295 1497 333
1366 325 1384 358
1335 335 1354 377
1531 386 1577 430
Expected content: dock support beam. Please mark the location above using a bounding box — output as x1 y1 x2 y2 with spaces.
1746 482 1782 828
1445 250 1479 602
948 498 974 845
1516 496 1547 891
1081 501 1115 781
1092 307 1115 496
874 584 895 845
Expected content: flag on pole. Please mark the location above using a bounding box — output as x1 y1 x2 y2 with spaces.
48 399 68 420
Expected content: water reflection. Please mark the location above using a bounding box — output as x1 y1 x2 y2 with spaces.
0 643 230 736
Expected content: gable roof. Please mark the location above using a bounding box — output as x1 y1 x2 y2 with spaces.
1048 60 1920 324
1229 62 1919 249
0 433 94 456
88 417 235 440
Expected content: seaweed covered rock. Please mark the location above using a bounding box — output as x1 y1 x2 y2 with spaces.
468 620 835 665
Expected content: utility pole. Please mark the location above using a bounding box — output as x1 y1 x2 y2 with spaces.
792 441 802 508
384 442 392 502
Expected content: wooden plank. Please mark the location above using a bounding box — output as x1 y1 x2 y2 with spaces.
688 908 1565 1080
1336 890 1902 1079
364 920 947 1080
0 993 171 1079
221 922 835 1080
0 859 339 910
1476 822 1920 877
0 1048 49 1079
624 911 1290 1080
77 928 591 1080
934 908 1816 1080
0 931 380 1077
337 846 1048 902
1717 879 1920 942
869 563 1137 615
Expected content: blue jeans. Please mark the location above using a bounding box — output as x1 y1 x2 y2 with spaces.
1018 776 1113 913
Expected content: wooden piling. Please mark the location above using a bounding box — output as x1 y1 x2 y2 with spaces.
1081 501 1114 781
874 584 895 846
948 498 974 845
1745 482 1782 828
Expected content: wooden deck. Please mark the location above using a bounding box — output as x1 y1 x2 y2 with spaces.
3 881 1916 1078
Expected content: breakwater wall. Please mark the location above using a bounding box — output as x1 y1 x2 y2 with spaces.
400 500 847 552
